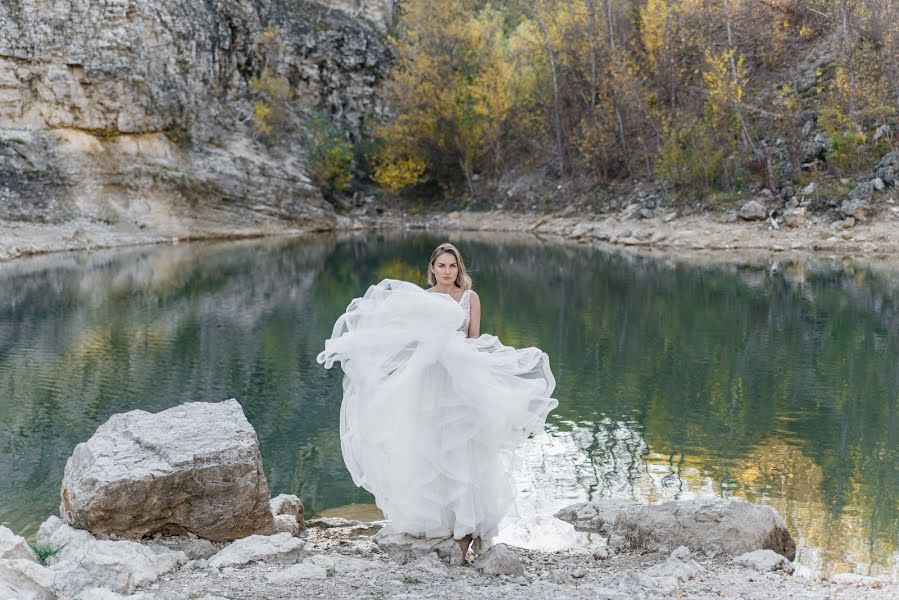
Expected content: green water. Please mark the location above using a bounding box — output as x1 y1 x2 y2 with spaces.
0 233 896 579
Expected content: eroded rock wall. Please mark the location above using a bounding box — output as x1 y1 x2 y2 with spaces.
0 0 391 234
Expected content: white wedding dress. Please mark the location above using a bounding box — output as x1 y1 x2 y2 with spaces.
317 279 558 541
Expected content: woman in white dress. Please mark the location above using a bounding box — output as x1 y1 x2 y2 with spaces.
317 242 557 556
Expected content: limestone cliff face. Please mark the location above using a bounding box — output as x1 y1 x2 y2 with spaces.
0 0 391 234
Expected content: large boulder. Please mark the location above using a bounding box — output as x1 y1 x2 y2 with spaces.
60 399 277 542
609 499 796 560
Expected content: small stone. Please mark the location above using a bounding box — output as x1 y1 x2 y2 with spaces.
472 544 525 577
733 549 795 574
374 530 463 566
207 533 304 568
306 517 362 529
873 177 885 191
801 182 816 196
645 556 705 581
270 494 303 519
273 515 300 536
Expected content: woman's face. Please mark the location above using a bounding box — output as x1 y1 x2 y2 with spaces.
431 252 458 286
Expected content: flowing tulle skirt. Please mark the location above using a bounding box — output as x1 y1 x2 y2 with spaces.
317 279 558 540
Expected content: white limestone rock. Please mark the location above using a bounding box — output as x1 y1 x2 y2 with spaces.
36 516 64 547
0 526 35 561
307 517 362 529
60 399 277 542
306 553 380 574
0 558 57 600
645 556 705 581
472 544 525 577
608 498 796 560
43 523 187 597
207 533 304 568
373 529 463 566
554 499 639 534
273 514 301 536
270 494 304 524
614 570 677 595
144 535 221 560
733 549 795 574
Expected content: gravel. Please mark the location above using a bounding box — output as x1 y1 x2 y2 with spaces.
142 523 898 600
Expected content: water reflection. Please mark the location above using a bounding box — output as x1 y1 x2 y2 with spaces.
0 233 896 581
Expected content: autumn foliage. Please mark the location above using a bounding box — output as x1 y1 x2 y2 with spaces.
373 0 899 196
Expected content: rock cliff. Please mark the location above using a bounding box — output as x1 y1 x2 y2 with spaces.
0 0 391 236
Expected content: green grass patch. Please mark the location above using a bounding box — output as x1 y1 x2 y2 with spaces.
29 544 62 565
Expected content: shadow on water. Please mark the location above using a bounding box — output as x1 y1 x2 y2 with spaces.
0 232 895 580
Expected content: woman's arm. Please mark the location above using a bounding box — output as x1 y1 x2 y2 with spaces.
467 291 481 338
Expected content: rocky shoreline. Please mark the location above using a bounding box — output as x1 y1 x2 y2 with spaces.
4 196 899 265
141 520 897 600
5 514 896 599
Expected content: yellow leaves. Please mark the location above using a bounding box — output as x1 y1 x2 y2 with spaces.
702 49 746 124
774 84 800 116
253 101 273 136
250 69 292 141
373 155 427 191
374 0 531 191
640 0 670 73
259 26 278 45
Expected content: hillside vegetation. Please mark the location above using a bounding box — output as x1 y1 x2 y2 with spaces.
356 0 898 212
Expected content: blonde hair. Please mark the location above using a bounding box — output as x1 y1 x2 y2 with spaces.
427 242 472 290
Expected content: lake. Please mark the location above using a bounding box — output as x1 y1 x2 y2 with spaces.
0 232 896 580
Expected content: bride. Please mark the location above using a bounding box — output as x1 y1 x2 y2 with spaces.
317 242 557 556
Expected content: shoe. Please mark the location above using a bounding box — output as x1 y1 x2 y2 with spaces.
456 534 472 557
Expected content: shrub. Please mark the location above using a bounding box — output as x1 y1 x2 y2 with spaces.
303 113 354 197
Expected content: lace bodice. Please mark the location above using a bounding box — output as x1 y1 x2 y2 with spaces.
458 289 472 335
